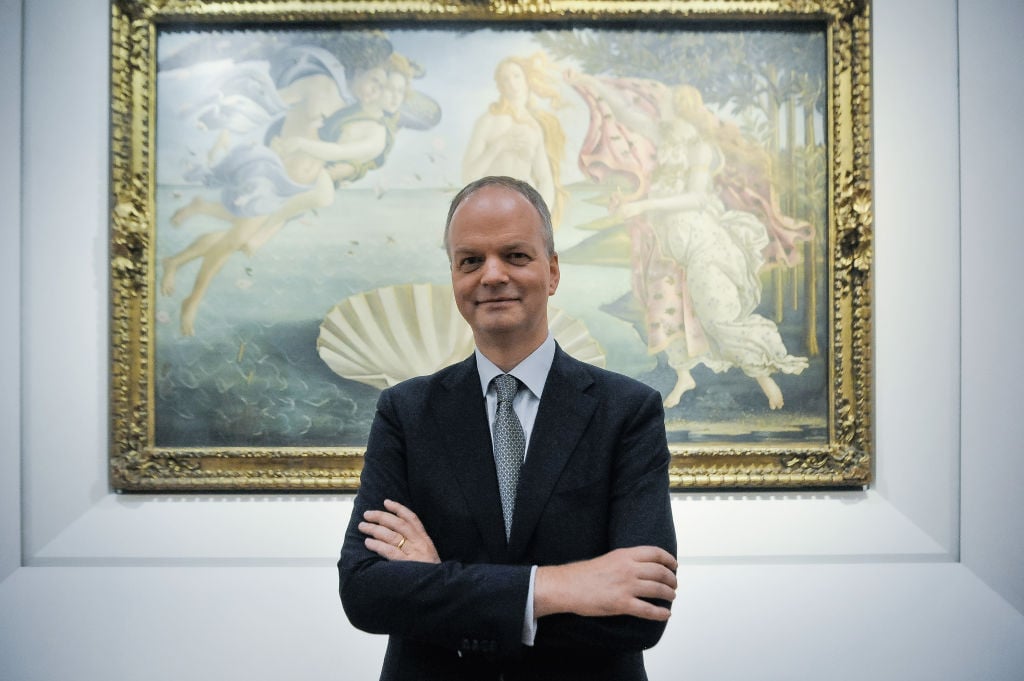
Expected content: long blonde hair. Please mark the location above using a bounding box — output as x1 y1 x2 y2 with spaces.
671 84 772 192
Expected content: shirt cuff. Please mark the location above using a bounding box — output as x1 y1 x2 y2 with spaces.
521 565 539 646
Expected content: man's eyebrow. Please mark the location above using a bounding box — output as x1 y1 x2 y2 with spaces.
500 241 536 252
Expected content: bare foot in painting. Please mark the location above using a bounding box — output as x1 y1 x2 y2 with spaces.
756 375 784 410
180 295 199 336
160 258 177 296
664 369 697 408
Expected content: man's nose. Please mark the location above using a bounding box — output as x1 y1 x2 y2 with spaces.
479 256 509 285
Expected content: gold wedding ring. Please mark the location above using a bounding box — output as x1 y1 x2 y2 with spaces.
396 535 407 550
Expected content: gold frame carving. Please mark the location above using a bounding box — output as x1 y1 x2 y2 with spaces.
110 0 873 491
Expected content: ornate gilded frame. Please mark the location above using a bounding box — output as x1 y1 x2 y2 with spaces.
110 0 872 491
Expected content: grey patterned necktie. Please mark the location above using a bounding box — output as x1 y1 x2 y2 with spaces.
491 374 525 540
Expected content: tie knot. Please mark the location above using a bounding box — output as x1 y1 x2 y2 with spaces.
492 374 519 403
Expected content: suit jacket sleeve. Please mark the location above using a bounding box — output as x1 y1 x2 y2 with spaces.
531 377 677 653
337 383 533 658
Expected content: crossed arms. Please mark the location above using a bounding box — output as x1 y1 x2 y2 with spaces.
338 374 678 656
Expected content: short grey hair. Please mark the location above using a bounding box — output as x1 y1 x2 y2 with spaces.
444 176 555 257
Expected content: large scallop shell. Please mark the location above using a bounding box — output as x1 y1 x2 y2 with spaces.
317 282 605 390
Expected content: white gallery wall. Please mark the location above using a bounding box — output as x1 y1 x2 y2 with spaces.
2 0 1023 679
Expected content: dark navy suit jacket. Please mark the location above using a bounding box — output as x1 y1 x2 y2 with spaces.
338 345 677 681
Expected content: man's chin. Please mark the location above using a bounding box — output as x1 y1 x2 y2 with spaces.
470 311 534 339
473 317 520 335
472 302 521 324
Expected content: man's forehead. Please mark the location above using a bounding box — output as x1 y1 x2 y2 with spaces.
446 183 548 254
450 236 536 252
454 184 538 217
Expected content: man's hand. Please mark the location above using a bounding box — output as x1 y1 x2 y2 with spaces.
359 499 441 564
534 546 677 621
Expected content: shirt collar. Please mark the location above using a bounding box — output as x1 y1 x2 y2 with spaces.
475 334 556 400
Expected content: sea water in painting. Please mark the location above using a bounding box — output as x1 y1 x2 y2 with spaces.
154 26 828 448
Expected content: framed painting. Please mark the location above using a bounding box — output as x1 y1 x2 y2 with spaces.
110 0 873 491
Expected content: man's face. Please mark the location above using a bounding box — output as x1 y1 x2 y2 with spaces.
447 186 559 352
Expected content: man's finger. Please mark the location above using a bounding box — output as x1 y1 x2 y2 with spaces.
363 509 405 534
632 580 677 603
624 545 678 571
625 598 673 622
358 521 406 549
635 562 678 588
365 537 406 562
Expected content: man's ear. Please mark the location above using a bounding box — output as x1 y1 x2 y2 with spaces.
548 253 560 295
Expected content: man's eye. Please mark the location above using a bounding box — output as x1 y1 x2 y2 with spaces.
507 253 531 265
458 257 483 272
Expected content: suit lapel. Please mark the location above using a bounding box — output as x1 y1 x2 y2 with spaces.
434 356 509 560
507 348 596 559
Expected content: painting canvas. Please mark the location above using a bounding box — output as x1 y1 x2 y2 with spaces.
110 0 873 491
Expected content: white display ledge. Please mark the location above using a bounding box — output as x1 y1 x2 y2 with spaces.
27 488 948 565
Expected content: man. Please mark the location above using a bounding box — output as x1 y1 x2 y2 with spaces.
338 176 677 680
